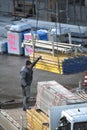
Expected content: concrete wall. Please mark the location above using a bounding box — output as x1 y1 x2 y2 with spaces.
0 0 87 26
68 5 87 25
0 0 13 14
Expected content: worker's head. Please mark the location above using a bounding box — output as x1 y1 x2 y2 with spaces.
26 60 32 68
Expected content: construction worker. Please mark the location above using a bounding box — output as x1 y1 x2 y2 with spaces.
20 56 42 111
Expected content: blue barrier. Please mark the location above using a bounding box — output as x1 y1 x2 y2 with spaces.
62 56 87 74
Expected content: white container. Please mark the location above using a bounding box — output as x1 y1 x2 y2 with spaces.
7 31 23 55
24 32 37 56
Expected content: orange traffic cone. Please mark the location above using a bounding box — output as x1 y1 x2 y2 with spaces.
83 71 87 86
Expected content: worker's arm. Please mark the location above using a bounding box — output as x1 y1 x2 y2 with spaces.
31 56 42 68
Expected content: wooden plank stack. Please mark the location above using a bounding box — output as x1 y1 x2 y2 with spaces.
30 52 63 74
23 38 87 74
26 109 49 130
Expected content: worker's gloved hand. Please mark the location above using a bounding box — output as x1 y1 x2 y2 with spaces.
38 56 42 60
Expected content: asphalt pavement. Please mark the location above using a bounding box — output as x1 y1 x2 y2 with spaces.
0 53 85 108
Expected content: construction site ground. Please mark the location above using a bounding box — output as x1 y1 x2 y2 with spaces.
0 53 86 104
0 53 86 129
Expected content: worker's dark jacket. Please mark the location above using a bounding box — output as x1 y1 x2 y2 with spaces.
20 57 41 88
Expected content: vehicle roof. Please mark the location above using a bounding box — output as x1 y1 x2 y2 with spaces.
62 107 87 123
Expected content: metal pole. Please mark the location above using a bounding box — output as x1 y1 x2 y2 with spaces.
55 0 58 41
66 0 69 23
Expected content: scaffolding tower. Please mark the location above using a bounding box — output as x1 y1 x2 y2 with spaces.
35 0 69 23
13 0 35 18
7 0 86 25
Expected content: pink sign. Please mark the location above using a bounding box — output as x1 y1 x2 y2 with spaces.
24 33 32 41
25 46 33 54
8 33 18 51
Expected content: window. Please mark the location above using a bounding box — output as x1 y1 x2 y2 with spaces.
74 122 87 130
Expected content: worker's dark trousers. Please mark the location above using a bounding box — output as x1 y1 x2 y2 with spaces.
22 85 30 110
